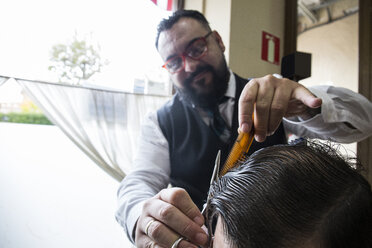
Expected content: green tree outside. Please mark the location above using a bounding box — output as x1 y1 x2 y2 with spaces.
48 33 107 85
1 32 107 125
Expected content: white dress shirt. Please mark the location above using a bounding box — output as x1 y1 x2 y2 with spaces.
116 71 372 243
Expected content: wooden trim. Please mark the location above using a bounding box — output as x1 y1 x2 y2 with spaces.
358 0 372 183
284 0 298 56
177 0 185 10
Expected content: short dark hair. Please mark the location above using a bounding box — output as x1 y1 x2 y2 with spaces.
207 141 372 248
155 9 211 50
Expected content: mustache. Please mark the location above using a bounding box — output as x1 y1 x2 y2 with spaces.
184 65 214 86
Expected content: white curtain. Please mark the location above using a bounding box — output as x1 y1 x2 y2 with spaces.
0 76 8 86
2 76 169 181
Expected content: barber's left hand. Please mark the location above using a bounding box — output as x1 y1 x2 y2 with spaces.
238 74 322 142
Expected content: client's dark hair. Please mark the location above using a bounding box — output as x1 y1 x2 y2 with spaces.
207 141 372 248
155 9 211 49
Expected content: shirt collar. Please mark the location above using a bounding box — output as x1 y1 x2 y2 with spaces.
225 69 236 99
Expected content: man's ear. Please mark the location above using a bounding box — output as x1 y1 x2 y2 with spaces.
213 30 225 52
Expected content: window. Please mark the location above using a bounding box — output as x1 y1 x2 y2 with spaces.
0 0 171 93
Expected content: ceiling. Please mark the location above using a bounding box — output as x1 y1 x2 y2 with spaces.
297 0 359 33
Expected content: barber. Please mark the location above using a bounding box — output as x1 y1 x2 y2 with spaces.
116 10 372 248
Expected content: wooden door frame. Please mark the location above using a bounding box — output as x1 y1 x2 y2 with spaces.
284 0 297 57
358 0 372 183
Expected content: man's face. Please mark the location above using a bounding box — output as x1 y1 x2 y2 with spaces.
157 17 229 109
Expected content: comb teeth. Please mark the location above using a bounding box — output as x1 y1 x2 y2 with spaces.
220 131 254 176
235 154 249 166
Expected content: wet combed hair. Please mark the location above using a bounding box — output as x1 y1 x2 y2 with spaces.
155 9 211 50
208 141 372 248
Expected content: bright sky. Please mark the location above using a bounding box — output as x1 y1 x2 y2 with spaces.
0 0 170 92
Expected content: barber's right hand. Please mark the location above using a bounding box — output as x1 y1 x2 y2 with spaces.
135 187 209 248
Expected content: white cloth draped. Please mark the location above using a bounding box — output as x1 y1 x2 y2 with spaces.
0 76 169 181
0 76 9 86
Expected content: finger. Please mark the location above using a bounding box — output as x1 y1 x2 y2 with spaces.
155 188 208 246
137 206 176 247
254 82 275 142
291 85 322 108
239 80 258 133
268 87 291 135
139 200 186 247
144 218 198 248
157 188 204 226
136 232 191 248
136 198 185 247
134 231 158 248
285 99 308 117
173 237 197 248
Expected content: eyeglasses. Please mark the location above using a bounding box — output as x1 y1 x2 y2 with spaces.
162 31 213 74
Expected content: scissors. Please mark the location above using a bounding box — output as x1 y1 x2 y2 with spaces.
201 150 221 247
200 129 255 246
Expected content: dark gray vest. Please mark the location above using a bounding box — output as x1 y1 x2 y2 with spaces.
157 74 287 209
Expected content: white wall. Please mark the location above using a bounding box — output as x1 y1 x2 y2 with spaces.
229 0 285 78
184 0 286 78
184 0 232 63
297 13 359 154
297 14 358 92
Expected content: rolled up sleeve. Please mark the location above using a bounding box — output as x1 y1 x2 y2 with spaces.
115 112 170 243
284 85 372 143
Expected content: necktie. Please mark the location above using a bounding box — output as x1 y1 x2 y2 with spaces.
210 105 230 143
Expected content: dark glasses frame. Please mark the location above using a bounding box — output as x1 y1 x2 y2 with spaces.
162 31 213 74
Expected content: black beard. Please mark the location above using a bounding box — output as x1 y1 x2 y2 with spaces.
176 62 229 110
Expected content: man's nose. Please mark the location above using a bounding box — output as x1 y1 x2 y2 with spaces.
184 56 199 73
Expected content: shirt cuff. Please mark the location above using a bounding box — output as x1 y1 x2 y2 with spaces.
116 200 144 244
128 201 144 243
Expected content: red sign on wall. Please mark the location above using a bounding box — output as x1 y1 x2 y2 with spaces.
261 31 280 65
151 0 173 11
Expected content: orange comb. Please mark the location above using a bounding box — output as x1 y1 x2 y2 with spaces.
219 121 254 176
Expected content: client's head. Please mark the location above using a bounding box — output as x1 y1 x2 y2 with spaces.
207 141 372 248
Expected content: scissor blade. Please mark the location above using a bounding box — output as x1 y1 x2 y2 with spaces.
210 150 221 185
201 150 221 216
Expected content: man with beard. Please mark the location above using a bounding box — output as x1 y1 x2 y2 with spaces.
116 10 372 248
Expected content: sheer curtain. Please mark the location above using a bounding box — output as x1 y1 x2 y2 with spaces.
0 76 8 86
1 76 169 181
